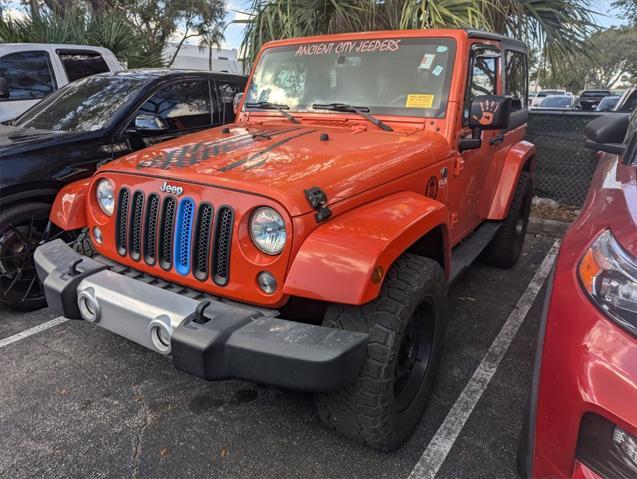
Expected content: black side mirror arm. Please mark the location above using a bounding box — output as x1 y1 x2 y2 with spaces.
459 126 483 152
585 140 626 156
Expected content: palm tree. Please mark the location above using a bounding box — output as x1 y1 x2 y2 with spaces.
240 0 598 68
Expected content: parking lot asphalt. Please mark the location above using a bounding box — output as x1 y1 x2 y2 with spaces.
0 233 556 479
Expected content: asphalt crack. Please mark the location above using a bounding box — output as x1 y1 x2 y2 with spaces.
131 386 152 479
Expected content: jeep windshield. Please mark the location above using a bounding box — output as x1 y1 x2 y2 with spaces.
245 38 456 118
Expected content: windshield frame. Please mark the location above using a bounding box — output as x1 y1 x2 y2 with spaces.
243 37 458 120
13 75 146 133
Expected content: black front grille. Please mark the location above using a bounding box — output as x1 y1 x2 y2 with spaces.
114 190 234 287
158 196 177 270
129 191 144 261
116 188 130 256
212 206 234 286
193 203 214 281
143 193 160 265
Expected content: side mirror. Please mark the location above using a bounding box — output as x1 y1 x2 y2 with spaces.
132 113 168 132
0 77 9 100
460 96 512 151
233 92 243 115
469 95 512 130
584 114 629 155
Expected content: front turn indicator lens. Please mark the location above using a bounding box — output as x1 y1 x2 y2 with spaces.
95 179 115 216
578 229 637 336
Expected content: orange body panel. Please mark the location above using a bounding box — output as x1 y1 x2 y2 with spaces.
284 192 449 304
50 29 532 308
486 140 536 219
50 179 90 231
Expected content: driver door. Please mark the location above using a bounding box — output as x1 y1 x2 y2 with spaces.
126 79 214 150
448 44 501 245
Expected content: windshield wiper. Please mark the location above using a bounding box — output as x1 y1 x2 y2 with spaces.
312 103 393 132
244 101 300 124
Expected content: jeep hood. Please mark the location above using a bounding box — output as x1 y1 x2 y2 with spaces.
103 123 449 216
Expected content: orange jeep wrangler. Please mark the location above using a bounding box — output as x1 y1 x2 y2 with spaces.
35 29 534 450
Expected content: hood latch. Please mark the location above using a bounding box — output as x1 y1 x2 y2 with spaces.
304 186 332 223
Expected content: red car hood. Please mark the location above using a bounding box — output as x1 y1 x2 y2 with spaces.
101 122 449 216
573 155 637 256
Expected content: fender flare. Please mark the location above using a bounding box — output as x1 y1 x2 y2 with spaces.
50 179 90 231
487 140 536 220
283 192 450 305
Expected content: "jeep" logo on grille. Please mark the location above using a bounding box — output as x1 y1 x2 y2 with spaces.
160 181 183 196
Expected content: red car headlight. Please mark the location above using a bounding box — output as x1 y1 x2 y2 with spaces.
578 229 637 337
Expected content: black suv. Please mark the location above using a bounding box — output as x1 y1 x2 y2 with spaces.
0 69 245 310
578 89 612 111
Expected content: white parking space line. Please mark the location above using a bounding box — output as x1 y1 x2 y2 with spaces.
0 317 68 350
409 240 560 479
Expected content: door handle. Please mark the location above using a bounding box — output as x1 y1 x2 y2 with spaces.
489 135 505 145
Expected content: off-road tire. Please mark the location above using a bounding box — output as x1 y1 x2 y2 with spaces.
480 170 533 268
0 203 93 311
315 254 448 451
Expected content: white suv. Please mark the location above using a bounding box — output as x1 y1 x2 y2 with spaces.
0 43 123 122
530 89 567 108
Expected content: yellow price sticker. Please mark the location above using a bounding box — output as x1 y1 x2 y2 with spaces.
405 94 435 108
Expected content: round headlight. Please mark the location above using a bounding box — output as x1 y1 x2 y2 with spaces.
96 179 114 216
250 207 286 255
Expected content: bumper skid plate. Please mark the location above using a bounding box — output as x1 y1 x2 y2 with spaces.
34 240 368 392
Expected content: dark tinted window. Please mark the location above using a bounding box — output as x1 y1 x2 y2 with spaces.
540 96 572 108
0 51 56 100
505 50 527 110
214 79 242 125
581 90 611 98
464 46 499 123
14 75 145 131
138 80 211 131
618 90 637 113
59 51 110 82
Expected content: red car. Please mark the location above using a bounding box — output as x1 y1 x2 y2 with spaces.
519 113 637 478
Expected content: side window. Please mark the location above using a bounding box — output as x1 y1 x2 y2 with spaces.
618 90 637 113
58 50 110 82
137 80 212 131
464 46 499 123
505 50 527 111
0 51 56 101
214 80 243 125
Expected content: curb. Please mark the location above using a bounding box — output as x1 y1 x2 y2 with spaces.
528 216 570 237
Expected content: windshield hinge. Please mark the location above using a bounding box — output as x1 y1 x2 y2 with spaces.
304 186 332 223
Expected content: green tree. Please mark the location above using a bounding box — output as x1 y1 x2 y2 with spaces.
240 0 598 65
1 0 225 68
612 0 637 23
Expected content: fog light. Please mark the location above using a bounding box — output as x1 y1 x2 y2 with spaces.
93 227 103 244
257 271 277 294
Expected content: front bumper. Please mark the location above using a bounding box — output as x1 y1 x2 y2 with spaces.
35 240 368 392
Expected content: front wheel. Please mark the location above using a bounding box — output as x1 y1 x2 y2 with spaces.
0 202 91 311
480 170 533 268
315 254 448 450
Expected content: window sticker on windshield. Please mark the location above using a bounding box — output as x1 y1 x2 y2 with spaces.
432 65 444 77
419 54 435 70
436 45 448 53
406 94 435 108
295 39 401 56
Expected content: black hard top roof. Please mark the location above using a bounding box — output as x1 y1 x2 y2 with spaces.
465 30 527 52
